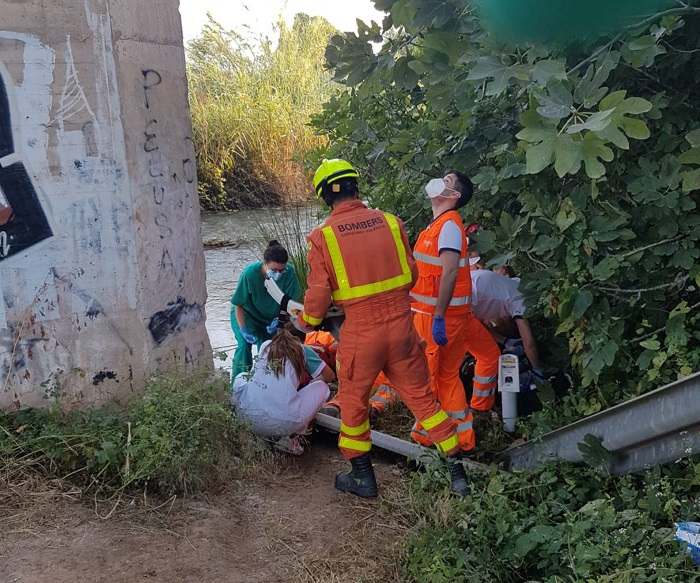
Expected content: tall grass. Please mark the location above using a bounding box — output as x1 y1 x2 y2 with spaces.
0 371 268 498
251 202 327 294
188 14 337 211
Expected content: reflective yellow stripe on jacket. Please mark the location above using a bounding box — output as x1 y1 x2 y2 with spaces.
322 213 412 301
410 293 471 307
411 210 472 315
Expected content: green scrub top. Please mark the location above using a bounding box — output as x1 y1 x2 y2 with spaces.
301 344 324 377
231 261 301 334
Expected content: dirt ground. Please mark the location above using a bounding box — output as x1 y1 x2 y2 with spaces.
1 434 411 583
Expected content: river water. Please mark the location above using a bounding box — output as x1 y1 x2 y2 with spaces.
200 206 323 368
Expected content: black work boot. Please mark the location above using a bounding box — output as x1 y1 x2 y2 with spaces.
335 452 378 498
447 454 470 496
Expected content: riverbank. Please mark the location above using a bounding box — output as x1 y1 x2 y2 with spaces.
2 436 410 583
201 207 322 366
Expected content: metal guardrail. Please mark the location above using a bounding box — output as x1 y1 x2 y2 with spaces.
507 372 700 475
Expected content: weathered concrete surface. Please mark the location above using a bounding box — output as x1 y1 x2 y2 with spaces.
0 0 211 410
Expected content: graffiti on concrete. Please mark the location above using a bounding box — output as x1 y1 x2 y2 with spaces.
0 18 210 409
0 65 53 261
92 370 117 386
0 30 135 409
139 68 198 292
148 297 203 345
138 66 210 368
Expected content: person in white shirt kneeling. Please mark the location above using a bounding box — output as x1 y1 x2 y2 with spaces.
231 323 335 455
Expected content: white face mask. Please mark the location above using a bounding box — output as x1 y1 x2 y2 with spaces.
425 178 459 199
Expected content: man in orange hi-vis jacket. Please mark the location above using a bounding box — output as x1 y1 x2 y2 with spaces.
295 159 470 498
410 171 501 453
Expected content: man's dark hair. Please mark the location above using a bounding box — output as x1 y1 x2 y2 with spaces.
323 177 359 207
502 265 516 278
263 240 289 264
445 169 474 210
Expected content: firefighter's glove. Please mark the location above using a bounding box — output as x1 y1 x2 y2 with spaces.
432 316 448 346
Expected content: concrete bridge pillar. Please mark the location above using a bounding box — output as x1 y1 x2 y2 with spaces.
0 0 211 409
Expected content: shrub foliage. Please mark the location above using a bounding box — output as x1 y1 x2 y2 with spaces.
405 458 700 582
312 0 700 429
0 371 258 495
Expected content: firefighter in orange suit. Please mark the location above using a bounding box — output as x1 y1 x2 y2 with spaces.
295 159 470 498
410 171 501 453
321 370 399 421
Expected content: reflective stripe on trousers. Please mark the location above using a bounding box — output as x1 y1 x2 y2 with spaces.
325 381 398 412
370 384 398 412
472 373 497 398
339 420 372 454
465 314 501 411
412 410 473 447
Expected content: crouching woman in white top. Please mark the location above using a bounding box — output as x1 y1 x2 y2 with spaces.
231 324 334 454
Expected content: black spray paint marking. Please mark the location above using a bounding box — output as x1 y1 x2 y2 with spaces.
0 69 53 261
144 119 158 152
60 282 104 319
142 69 162 109
0 332 49 378
148 297 202 345
52 270 134 356
92 370 118 385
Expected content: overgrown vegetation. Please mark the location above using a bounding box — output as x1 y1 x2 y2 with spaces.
314 1 700 579
403 457 700 582
313 0 700 431
0 371 265 497
188 14 338 210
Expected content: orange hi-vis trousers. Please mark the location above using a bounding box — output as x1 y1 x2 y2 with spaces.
412 311 475 452
326 371 398 414
464 312 500 411
336 305 460 460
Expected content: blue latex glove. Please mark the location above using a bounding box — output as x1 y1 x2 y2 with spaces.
266 317 279 335
431 316 448 346
240 326 258 344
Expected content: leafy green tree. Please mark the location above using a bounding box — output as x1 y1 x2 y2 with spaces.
312 0 700 425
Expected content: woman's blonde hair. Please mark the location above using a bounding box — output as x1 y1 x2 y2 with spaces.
263 327 305 380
